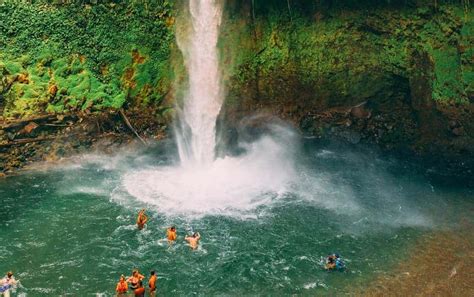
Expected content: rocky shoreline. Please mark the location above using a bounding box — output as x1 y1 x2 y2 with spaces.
0 108 167 176
1 105 473 187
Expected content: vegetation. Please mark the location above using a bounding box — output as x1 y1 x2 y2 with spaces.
0 0 472 120
0 1 174 118
221 2 472 108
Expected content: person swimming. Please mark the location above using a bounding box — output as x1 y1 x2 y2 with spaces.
134 280 145 297
0 272 17 297
185 232 201 250
115 275 128 296
325 254 345 271
136 209 148 230
167 226 177 243
127 269 145 291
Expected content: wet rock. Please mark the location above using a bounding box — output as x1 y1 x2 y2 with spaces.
20 122 39 135
340 130 361 144
452 127 464 137
448 120 460 129
350 103 371 119
7 132 15 141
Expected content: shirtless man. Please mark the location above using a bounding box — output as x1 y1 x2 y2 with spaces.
185 232 201 250
136 209 148 230
166 226 177 243
148 270 157 296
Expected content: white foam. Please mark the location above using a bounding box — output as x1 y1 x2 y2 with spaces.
121 134 297 218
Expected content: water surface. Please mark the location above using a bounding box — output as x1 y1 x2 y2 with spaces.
0 138 471 296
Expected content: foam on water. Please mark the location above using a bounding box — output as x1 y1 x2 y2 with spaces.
121 131 297 217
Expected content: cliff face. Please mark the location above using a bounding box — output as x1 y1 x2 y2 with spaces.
0 1 473 175
0 2 175 118
220 2 473 166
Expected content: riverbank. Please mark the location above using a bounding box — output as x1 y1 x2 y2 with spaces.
0 108 167 176
360 223 474 296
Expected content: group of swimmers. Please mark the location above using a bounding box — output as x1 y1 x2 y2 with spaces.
114 209 201 296
136 209 201 249
325 253 345 271
116 269 156 297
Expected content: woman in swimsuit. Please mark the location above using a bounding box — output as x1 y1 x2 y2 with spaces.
127 269 145 291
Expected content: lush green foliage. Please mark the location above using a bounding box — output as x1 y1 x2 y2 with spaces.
0 1 174 117
222 3 473 106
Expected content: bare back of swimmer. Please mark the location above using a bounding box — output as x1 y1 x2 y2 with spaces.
185 232 201 249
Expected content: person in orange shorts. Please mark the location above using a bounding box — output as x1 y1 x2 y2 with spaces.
148 270 157 296
115 275 128 296
134 280 145 297
136 209 148 230
167 226 177 243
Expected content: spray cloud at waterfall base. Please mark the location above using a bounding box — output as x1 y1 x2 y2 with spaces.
117 0 432 227
119 0 430 224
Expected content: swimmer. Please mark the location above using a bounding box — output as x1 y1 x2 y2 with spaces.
325 255 336 270
127 269 145 291
115 275 128 296
133 280 145 297
0 272 17 297
148 270 157 296
136 209 148 230
185 232 201 250
167 226 177 243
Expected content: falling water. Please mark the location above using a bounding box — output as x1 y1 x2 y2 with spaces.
175 0 223 165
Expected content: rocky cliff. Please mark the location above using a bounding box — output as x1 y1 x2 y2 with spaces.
0 1 472 177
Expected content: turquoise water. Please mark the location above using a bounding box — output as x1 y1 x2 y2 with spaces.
0 139 472 296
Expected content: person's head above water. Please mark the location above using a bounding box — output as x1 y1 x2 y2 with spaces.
6 272 13 278
170 226 176 231
150 270 155 276
193 232 199 238
120 275 125 281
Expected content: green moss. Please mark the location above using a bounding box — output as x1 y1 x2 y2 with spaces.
1 1 174 118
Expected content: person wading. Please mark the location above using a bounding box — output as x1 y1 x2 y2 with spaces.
185 232 201 250
167 226 177 243
115 275 128 296
148 270 157 296
136 209 148 230
134 280 145 297
127 269 145 291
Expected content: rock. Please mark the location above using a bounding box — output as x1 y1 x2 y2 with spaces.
350 104 371 119
21 122 39 134
340 130 361 144
16 73 29 84
452 127 464 136
49 85 58 97
7 132 15 141
448 120 459 129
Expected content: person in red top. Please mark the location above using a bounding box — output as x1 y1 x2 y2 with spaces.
115 275 128 296
148 270 157 296
134 280 145 297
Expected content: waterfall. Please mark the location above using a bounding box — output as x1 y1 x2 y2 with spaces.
175 0 223 166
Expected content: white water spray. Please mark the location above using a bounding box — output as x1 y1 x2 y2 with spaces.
175 0 223 165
